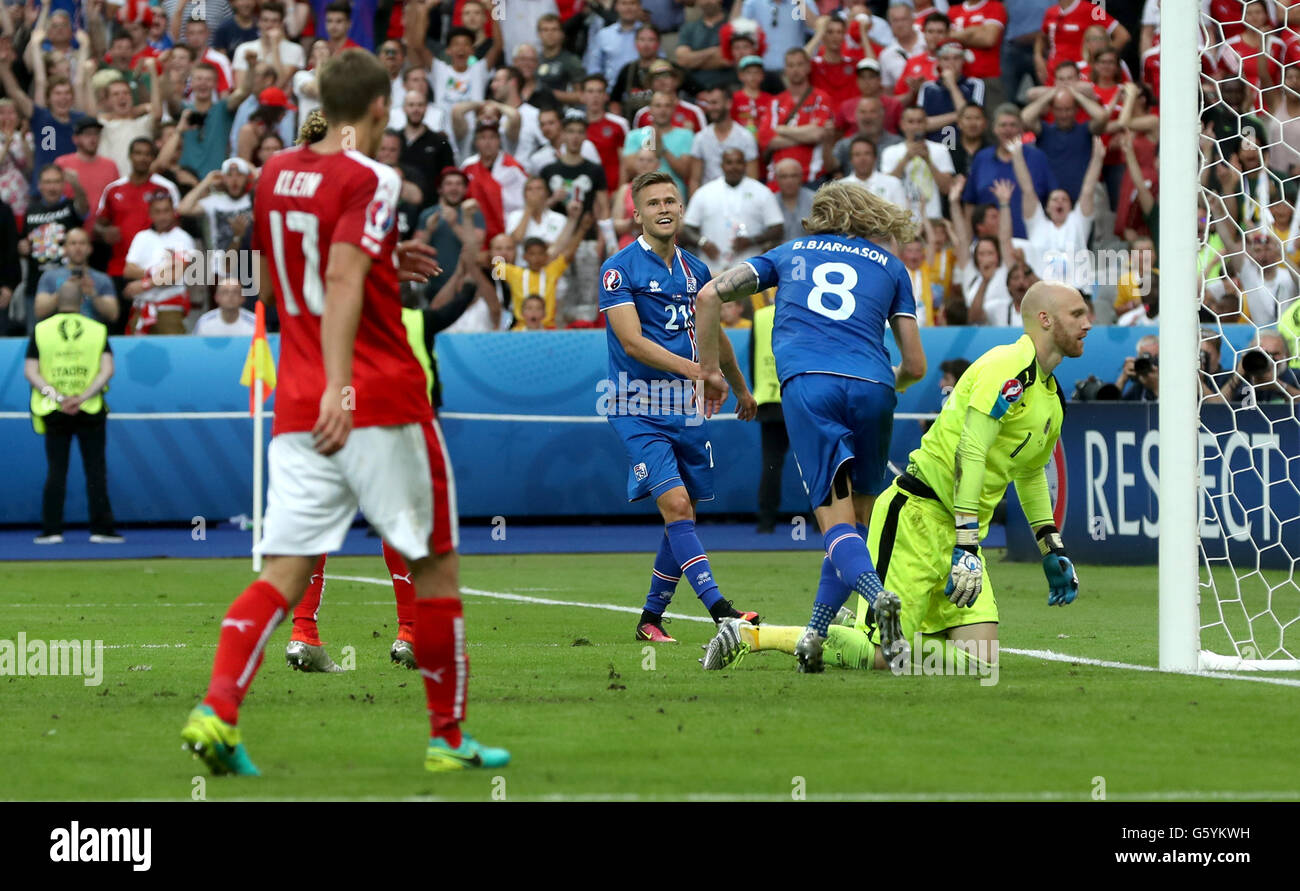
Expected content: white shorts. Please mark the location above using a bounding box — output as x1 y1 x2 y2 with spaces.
256 420 459 561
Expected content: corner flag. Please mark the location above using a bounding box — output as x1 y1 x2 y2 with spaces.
240 301 276 414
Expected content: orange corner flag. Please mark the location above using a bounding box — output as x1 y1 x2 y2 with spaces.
239 301 277 415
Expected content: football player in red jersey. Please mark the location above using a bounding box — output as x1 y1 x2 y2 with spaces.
181 50 509 776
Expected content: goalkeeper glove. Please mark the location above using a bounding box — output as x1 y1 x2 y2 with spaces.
1037 526 1079 606
944 517 983 608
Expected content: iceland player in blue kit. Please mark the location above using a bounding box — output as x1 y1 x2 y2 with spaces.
695 181 928 672
599 171 762 643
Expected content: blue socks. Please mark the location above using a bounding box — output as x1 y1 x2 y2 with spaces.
812 523 883 635
642 532 681 616
665 519 723 610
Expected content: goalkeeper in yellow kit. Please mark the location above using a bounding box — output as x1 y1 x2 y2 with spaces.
702 281 1090 672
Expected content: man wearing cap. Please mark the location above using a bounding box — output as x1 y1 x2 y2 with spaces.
731 54 774 136
630 61 707 133
179 58 254 179
918 41 985 144
526 107 603 176
675 0 734 93
95 59 163 176
56 119 121 230
176 157 253 263
688 86 759 193
611 24 668 122
463 121 530 221
25 280 121 546
836 58 902 136
234 85 296 163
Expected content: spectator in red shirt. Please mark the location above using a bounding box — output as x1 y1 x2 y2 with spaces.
732 55 773 138
948 0 1009 111
1037 0 1129 87
55 119 120 230
581 73 630 195
762 48 835 182
94 137 181 332
323 1 364 55
836 58 901 136
807 15 864 108
895 13 952 108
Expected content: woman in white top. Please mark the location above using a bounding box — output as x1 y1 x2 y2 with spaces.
949 174 1015 326
1008 133 1104 285
292 39 332 135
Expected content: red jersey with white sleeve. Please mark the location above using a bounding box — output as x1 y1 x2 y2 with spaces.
894 51 938 95
948 1 1008 79
1042 1 1119 77
1218 33 1285 104
253 144 432 437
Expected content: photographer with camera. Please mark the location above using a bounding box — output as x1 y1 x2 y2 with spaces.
1199 328 1231 405
1223 331 1300 404
1116 334 1159 401
33 228 119 326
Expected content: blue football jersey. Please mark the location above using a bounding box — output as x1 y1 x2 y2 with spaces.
747 234 915 386
599 236 712 418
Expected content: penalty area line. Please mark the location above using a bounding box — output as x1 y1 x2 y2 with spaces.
328 573 1300 687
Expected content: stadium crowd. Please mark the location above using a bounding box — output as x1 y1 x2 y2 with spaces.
3 0 1300 397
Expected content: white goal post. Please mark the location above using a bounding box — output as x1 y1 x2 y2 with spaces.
1160 1 1300 672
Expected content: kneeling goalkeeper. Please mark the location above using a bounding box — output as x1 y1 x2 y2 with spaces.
704 281 1089 672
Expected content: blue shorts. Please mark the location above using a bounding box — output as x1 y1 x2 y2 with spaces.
782 373 896 508
608 416 714 503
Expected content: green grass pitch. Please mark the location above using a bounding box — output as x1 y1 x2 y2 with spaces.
2 551 1297 802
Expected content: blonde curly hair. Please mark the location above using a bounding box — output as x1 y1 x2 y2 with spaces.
296 108 328 145
802 180 918 245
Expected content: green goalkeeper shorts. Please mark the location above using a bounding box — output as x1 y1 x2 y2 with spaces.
859 480 999 640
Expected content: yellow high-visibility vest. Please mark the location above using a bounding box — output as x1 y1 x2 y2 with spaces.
752 304 781 406
30 313 108 434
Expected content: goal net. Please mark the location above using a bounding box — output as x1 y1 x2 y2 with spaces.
1166 0 1300 671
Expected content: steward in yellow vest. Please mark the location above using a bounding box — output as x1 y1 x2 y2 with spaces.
24 283 121 542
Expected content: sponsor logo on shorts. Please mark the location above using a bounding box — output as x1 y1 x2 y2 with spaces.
603 269 622 291
634 462 648 481
1001 379 1024 404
